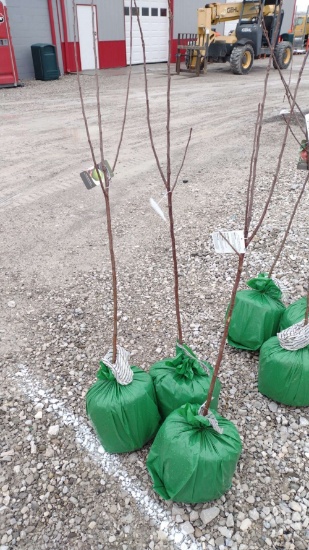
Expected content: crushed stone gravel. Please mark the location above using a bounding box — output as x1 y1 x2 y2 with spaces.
1 58 309 549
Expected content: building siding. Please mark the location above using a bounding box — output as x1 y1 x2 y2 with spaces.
7 0 53 79
173 0 225 38
5 0 297 79
65 0 125 42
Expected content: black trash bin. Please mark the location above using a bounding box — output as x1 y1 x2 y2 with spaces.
31 43 60 81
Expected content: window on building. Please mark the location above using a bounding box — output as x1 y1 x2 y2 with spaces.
142 7 149 16
124 7 129 16
151 8 158 16
160 8 167 16
132 7 139 16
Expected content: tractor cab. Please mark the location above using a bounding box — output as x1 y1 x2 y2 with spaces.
236 0 284 56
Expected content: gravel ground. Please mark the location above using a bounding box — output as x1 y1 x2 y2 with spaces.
1 57 309 550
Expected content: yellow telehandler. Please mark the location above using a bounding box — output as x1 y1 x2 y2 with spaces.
176 0 293 75
293 10 309 49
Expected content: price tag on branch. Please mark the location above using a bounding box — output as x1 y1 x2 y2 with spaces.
212 230 246 254
80 161 114 190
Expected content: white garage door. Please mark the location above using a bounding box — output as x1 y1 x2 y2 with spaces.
124 1 169 64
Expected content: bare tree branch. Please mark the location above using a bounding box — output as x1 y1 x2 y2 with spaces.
244 0 284 240
281 113 302 147
268 173 309 276
166 0 183 344
248 48 309 246
260 13 306 136
218 232 241 258
133 0 167 187
113 0 133 172
72 1 107 198
172 128 192 192
245 102 261 237
135 0 185 344
89 0 118 361
203 254 245 415
91 0 105 168
166 3 172 194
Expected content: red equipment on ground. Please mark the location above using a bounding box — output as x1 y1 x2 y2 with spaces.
0 0 19 87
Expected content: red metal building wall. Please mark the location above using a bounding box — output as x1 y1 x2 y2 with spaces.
53 0 127 73
53 0 175 73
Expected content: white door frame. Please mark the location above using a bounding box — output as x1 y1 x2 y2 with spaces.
77 4 99 71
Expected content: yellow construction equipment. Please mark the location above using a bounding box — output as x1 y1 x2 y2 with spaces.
293 10 309 49
176 0 293 75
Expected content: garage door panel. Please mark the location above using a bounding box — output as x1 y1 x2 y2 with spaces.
124 0 168 64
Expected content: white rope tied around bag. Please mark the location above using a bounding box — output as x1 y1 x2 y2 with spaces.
198 404 223 434
278 320 309 351
176 343 210 376
102 345 133 385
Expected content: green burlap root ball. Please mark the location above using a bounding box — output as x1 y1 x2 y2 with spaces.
228 273 285 351
86 363 161 453
280 297 307 331
150 343 221 420
258 336 309 406
146 403 242 503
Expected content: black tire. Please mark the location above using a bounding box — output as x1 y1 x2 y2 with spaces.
273 41 292 70
230 44 254 75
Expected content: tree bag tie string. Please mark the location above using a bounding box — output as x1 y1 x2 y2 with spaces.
102 345 133 385
175 342 210 376
278 321 309 351
271 277 289 303
198 403 223 434
247 273 283 299
149 343 221 419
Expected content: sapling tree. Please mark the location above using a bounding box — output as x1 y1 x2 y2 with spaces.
72 0 133 362
144 1 309 504
199 8 309 415
134 0 192 346
74 2 162 454
134 0 308 416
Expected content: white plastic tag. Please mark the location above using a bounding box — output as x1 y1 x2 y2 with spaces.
212 230 245 254
150 198 167 222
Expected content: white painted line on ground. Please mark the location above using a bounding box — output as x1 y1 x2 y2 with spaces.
14 364 201 550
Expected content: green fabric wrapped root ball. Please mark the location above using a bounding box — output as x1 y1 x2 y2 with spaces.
228 273 285 351
150 343 221 420
280 297 307 331
258 336 309 406
146 403 242 503
86 363 161 454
